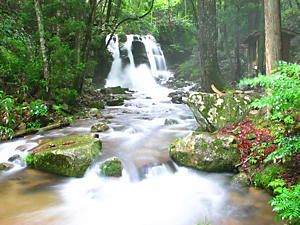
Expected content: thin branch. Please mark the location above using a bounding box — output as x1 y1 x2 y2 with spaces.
105 0 155 48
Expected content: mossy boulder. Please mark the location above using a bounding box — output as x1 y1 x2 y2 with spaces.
0 162 14 171
232 172 250 187
91 123 109 132
106 96 125 106
26 134 102 178
164 118 179 125
101 157 122 177
188 92 253 132
100 86 131 95
89 108 101 118
169 132 240 173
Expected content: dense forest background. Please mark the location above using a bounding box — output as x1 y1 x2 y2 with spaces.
1 0 299 102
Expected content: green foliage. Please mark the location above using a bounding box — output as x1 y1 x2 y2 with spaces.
0 126 14 141
253 164 282 189
0 11 43 94
239 62 300 223
30 100 48 117
239 62 300 117
0 91 17 139
268 180 300 224
239 62 300 162
175 55 200 80
266 136 300 163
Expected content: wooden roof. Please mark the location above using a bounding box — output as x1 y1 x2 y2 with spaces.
243 28 300 44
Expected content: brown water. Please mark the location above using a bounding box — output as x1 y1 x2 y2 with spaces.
0 92 283 225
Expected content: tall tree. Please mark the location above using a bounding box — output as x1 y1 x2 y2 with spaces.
264 0 282 75
234 1 241 80
34 0 49 88
198 0 223 91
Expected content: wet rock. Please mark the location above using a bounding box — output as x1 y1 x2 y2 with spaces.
131 40 150 67
25 134 102 177
104 115 114 119
106 96 125 106
100 86 131 95
168 91 188 104
89 108 101 118
8 154 21 162
164 118 179 125
188 92 253 132
232 173 250 187
101 157 122 177
0 162 14 171
89 101 105 110
169 132 240 173
119 47 130 68
91 123 109 132
16 145 28 151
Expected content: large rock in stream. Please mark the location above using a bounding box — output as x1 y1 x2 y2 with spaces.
101 157 123 177
26 134 102 177
169 132 240 173
188 92 253 131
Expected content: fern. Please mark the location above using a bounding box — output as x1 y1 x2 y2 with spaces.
269 183 300 223
239 62 300 223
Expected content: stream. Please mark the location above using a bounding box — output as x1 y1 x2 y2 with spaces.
0 91 282 225
0 34 283 225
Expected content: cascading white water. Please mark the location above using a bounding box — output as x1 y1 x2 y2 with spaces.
142 34 170 81
105 34 172 97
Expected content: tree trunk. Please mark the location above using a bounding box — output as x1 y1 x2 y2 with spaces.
34 0 49 85
82 0 97 63
257 0 265 74
198 0 223 91
234 2 241 81
264 0 282 75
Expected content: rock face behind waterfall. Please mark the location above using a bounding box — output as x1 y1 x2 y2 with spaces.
169 132 240 173
26 135 102 177
131 39 150 67
188 92 253 132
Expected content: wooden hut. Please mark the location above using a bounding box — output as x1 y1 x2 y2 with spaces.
243 28 299 76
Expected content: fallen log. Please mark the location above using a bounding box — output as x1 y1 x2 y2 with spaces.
14 121 70 138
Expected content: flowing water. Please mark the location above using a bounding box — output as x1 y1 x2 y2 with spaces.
0 35 283 225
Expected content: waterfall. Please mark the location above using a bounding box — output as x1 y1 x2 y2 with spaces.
105 34 172 97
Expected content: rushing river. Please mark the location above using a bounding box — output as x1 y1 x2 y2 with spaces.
0 91 282 225
0 34 283 225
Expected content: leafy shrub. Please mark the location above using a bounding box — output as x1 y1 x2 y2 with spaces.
239 62 300 223
30 100 48 117
54 88 78 106
0 91 16 128
268 180 300 224
239 62 300 162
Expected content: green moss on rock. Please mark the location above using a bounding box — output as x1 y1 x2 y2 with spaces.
91 123 109 132
188 92 253 131
232 172 250 187
101 157 122 177
26 134 102 177
169 132 240 173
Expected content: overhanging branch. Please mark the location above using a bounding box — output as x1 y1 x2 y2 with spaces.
105 0 155 48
